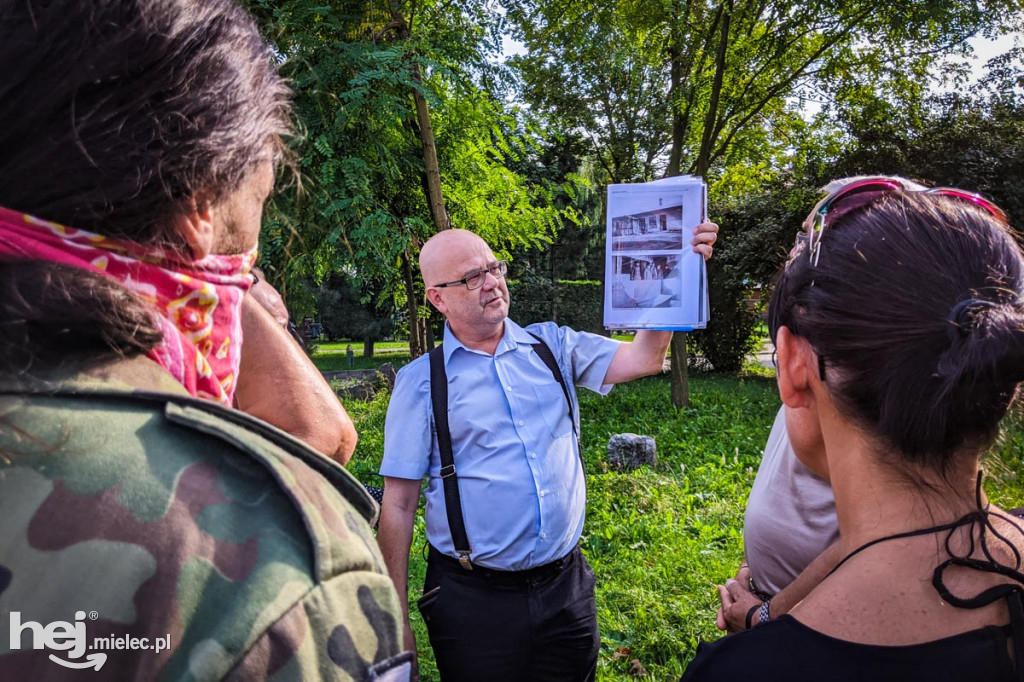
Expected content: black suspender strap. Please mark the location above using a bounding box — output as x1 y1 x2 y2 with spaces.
428 333 582 571
526 331 582 468
429 344 474 570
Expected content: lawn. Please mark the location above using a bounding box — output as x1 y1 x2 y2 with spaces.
311 347 413 372
316 339 413 352
337 364 1024 681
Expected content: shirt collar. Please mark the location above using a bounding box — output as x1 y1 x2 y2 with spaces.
442 318 538 364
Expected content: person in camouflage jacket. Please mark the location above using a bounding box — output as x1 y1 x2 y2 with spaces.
0 0 409 679
0 360 409 681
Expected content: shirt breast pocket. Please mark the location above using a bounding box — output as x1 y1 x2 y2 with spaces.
533 383 572 439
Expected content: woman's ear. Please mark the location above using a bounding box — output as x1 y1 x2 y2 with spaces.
777 326 818 410
175 195 216 260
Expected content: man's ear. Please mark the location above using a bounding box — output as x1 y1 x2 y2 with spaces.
426 287 448 315
777 326 818 410
175 195 216 259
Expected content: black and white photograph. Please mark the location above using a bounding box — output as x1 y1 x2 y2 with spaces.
610 254 684 309
610 201 685 252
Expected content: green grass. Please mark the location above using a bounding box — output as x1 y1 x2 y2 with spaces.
338 370 1024 681
316 339 412 352
312 350 412 372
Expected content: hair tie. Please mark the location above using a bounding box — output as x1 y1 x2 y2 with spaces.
947 298 997 342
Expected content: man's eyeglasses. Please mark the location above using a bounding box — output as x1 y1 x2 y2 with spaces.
801 177 1007 267
433 260 508 290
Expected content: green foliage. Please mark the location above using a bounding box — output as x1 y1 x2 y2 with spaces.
504 0 1022 184
689 283 761 373
506 278 554 326
314 274 396 342
506 2 675 184
243 0 569 341
508 279 604 334
341 372 1024 680
817 59 1024 224
503 0 1022 403
689 177 818 371
244 0 1024 379
693 55 1024 371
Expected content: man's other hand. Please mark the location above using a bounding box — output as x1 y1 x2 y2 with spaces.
692 221 719 261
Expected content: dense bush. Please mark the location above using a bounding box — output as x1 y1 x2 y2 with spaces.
315 275 396 351
508 279 604 333
691 179 817 371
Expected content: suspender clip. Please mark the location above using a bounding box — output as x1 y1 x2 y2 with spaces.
458 551 473 571
440 464 456 479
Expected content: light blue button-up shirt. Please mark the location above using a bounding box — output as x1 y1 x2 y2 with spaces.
380 319 621 570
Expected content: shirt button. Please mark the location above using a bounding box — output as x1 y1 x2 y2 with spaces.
540 532 547 539
518 420 524 426
530 452 537 459
506 385 513 391
539 491 546 498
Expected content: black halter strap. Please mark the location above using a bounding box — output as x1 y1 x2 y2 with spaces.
823 518 965 581
823 473 1024 680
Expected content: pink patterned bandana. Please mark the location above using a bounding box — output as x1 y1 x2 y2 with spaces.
0 206 255 405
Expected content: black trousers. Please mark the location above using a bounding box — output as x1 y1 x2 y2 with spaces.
418 545 600 682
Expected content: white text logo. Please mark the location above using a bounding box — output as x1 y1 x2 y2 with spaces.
9 611 172 671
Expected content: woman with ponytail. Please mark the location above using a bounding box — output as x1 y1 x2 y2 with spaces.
684 177 1024 681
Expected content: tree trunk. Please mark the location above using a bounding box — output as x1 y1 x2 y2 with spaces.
696 0 732 177
387 3 446 362
389 1 449 232
425 315 435 349
664 9 690 408
364 338 375 360
412 85 449 230
402 250 422 359
669 333 689 408
663 0 731 408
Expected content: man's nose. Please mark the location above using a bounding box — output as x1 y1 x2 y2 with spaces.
480 271 499 290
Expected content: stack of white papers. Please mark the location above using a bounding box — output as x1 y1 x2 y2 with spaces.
603 176 710 331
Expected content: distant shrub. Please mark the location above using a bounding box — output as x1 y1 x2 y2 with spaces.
509 279 604 334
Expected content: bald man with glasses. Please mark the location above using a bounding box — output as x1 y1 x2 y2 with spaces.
378 226 717 681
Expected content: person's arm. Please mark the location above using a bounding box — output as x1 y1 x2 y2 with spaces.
601 221 719 385
378 477 423 668
602 330 673 384
235 294 358 464
717 540 842 632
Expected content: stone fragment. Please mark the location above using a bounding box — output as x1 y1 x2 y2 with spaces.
607 433 657 471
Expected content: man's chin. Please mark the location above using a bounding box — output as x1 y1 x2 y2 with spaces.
482 300 509 322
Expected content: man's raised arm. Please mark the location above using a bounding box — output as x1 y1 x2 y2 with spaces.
602 330 673 384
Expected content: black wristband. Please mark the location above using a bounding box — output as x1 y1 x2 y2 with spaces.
745 603 760 630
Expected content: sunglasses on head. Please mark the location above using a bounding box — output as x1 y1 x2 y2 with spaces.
800 177 1008 267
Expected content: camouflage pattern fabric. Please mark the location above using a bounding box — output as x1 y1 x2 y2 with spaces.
0 362 410 681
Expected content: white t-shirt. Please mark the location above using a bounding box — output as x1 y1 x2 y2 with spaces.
743 407 839 595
